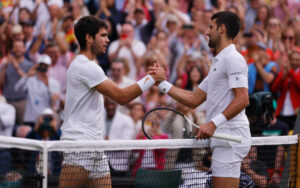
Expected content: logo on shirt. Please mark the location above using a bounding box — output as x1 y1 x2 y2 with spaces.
214 68 216 71
236 77 239 81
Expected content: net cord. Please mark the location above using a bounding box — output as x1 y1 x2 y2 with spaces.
0 135 297 152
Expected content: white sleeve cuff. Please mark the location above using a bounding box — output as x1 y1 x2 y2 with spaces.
158 81 173 94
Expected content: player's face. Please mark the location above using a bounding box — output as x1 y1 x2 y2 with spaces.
207 19 221 49
91 28 109 55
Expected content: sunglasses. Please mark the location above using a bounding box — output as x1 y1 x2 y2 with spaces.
282 35 294 41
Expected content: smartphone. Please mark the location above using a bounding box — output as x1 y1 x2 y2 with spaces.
120 34 128 40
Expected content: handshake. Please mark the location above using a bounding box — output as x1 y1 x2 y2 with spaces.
137 62 173 94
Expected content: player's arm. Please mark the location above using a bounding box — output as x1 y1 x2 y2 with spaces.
96 65 166 105
95 79 142 105
167 87 206 109
222 87 249 120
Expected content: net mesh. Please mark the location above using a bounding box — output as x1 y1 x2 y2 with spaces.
0 136 298 188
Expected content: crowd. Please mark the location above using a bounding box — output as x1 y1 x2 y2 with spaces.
0 0 300 187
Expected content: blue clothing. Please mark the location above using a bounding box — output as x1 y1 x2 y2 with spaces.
1 59 33 102
248 62 278 94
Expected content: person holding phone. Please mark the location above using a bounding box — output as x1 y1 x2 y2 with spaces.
108 22 147 80
14 54 61 128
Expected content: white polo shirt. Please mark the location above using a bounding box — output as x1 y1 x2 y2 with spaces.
199 44 249 129
61 55 108 141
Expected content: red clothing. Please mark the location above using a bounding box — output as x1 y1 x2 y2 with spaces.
271 69 300 116
132 134 168 176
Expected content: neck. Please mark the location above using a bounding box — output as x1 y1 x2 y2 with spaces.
214 38 233 55
80 50 95 61
15 56 24 63
113 77 122 84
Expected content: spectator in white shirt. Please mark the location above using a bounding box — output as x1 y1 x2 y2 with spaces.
15 54 60 128
0 95 16 137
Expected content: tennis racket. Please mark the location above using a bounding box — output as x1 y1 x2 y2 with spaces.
142 107 242 143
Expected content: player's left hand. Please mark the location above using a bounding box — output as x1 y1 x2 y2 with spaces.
195 122 216 140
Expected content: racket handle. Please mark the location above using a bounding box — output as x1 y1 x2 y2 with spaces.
212 133 242 143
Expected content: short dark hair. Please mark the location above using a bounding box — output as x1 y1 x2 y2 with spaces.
74 16 108 50
211 11 241 39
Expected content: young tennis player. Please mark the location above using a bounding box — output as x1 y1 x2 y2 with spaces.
59 16 165 188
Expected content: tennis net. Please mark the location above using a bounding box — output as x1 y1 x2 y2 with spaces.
0 135 298 188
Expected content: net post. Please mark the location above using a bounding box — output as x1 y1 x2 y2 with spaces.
296 134 300 187
42 142 48 188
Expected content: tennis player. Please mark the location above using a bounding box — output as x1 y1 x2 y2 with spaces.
58 16 165 188
153 11 251 188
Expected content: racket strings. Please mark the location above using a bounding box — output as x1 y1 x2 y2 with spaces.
143 109 191 139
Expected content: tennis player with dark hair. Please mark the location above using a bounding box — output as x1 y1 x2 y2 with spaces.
153 11 251 188
58 16 165 188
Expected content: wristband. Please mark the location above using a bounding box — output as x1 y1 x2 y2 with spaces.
137 75 155 93
158 80 173 94
211 113 227 127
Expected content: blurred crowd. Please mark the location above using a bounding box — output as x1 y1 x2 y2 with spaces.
0 0 300 187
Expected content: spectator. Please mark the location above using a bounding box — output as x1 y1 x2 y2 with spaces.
271 51 300 130
253 5 271 36
266 17 282 52
45 43 71 99
129 102 146 136
108 22 146 79
103 96 136 140
0 40 33 125
14 54 60 127
0 94 15 137
272 0 299 23
248 42 278 94
279 26 300 55
108 59 140 114
245 0 261 32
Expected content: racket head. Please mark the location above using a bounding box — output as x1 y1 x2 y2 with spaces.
142 108 193 139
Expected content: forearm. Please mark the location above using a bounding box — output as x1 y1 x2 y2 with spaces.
54 35 68 54
30 37 43 55
15 76 29 92
0 68 6 88
222 89 249 121
108 47 121 62
168 87 205 109
15 67 26 78
274 146 284 171
256 63 274 84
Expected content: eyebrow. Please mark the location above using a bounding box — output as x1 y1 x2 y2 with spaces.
100 32 108 37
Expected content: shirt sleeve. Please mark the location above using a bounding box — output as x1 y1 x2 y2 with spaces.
226 56 248 89
78 61 108 88
198 76 208 92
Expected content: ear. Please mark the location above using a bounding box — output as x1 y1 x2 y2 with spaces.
219 24 226 35
85 34 94 47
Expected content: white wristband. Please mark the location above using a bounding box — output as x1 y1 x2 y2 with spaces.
158 80 173 94
137 75 155 93
211 113 227 127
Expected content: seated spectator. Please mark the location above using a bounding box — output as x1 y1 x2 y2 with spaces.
271 51 300 130
14 54 60 127
248 42 278 94
0 40 33 125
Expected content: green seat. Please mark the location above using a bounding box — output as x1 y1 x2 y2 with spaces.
134 168 182 188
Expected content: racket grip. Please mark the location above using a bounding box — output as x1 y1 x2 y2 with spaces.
212 133 242 143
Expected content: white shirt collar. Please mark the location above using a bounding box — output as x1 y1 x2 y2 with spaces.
214 44 235 62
